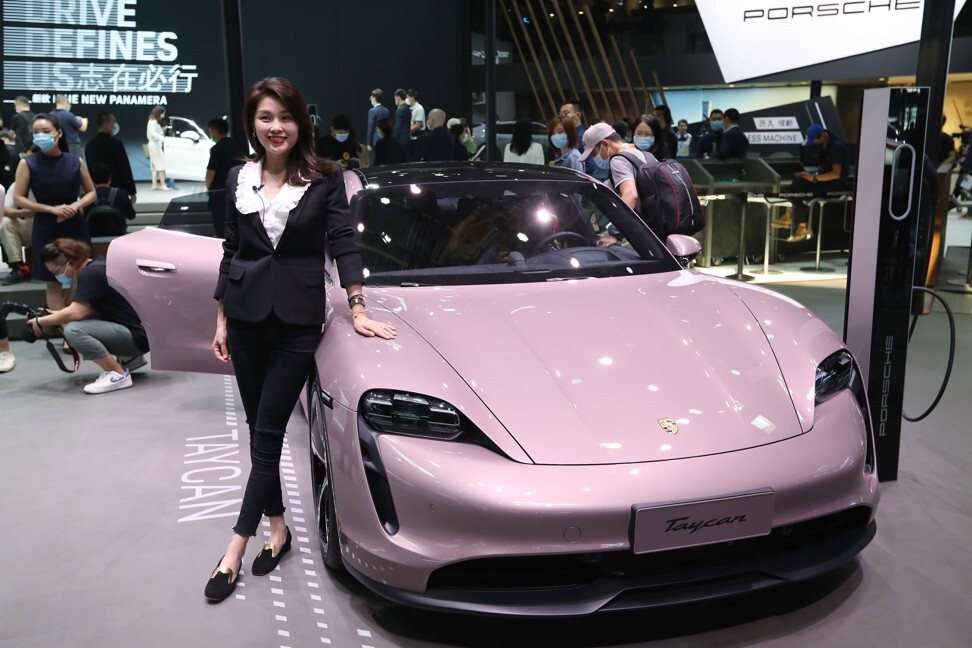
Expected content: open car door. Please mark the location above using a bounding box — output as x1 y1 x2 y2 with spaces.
107 193 228 374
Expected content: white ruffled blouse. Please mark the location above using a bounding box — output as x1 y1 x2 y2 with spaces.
234 160 310 248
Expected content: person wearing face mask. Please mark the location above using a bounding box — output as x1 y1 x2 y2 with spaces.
547 115 583 172
84 112 137 205
695 109 724 159
11 238 149 390
315 113 362 169
578 122 650 213
632 113 673 161
13 113 96 310
675 119 693 158
714 108 749 160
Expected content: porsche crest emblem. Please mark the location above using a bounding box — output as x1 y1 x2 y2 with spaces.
657 417 679 435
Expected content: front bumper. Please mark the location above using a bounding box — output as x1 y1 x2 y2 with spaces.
326 389 879 615
346 510 875 616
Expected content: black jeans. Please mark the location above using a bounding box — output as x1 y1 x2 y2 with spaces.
227 314 322 537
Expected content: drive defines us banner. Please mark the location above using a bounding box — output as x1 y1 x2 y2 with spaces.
0 0 228 180
696 0 968 83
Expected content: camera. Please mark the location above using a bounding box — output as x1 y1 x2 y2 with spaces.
0 301 47 343
0 301 48 343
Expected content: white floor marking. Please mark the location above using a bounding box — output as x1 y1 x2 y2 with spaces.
358 629 372 637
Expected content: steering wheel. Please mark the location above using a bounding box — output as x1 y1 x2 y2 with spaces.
531 231 591 253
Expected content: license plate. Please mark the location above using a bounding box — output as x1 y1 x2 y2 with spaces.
630 489 775 554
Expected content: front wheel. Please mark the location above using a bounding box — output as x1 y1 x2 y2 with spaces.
308 377 343 571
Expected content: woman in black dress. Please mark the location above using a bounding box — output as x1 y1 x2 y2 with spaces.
204 77 397 603
13 113 95 309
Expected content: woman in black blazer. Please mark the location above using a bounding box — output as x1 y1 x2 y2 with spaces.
205 77 396 603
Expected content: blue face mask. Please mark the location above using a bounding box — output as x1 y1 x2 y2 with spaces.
55 273 74 287
334 132 349 143
551 133 568 149
710 120 724 132
593 153 611 169
112 123 120 136
633 136 655 151
33 133 57 152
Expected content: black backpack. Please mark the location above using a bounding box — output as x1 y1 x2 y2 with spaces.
612 149 705 240
86 188 127 237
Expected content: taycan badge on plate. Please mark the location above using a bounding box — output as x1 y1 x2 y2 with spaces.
630 489 774 554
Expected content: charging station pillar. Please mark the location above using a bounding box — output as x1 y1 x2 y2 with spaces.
844 87 929 482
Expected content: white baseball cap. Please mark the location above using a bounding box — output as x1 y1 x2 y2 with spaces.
577 123 617 161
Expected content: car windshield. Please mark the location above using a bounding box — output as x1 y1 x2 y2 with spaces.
354 179 680 286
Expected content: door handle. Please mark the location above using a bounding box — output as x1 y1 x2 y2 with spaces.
136 259 176 273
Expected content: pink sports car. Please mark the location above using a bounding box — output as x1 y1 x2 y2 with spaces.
108 163 879 616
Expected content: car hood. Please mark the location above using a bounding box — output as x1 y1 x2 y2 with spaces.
373 272 802 465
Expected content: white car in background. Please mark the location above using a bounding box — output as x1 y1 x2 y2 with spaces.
163 116 214 182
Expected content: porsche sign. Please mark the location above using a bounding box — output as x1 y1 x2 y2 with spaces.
696 0 967 83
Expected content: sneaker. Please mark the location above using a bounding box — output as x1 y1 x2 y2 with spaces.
3 266 30 285
84 369 133 394
786 223 813 243
0 351 15 373
119 354 148 372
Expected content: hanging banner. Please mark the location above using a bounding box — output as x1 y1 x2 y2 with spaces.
2 0 201 104
696 0 968 83
1 0 229 182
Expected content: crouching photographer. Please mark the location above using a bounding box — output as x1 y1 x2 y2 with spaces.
10 238 150 393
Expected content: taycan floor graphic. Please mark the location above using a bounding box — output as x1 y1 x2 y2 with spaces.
2 278 971 648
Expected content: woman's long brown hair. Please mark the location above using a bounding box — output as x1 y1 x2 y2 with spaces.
242 76 340 185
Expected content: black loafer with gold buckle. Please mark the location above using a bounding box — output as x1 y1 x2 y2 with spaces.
251 527 292 576
204 555 242 603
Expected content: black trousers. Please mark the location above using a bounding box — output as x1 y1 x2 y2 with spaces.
227 313 322 537
791 177 843 227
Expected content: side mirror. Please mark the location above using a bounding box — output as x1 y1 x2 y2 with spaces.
665 234 701 268
180 130 201 142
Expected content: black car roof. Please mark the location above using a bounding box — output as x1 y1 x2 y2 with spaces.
356 162 593 188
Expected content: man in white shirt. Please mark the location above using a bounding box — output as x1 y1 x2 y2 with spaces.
407 89 426 141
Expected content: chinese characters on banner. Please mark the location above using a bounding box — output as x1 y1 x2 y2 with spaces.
2 0 200 105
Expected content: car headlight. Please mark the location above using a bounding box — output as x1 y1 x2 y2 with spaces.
815 350 855 404
361 390 463 441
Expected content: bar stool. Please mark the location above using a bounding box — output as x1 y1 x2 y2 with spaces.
749 195 789 275
801 195 853 272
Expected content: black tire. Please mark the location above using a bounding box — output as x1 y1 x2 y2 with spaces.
308 377 343 571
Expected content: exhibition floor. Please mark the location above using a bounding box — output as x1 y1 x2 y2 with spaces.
1 222 970 647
